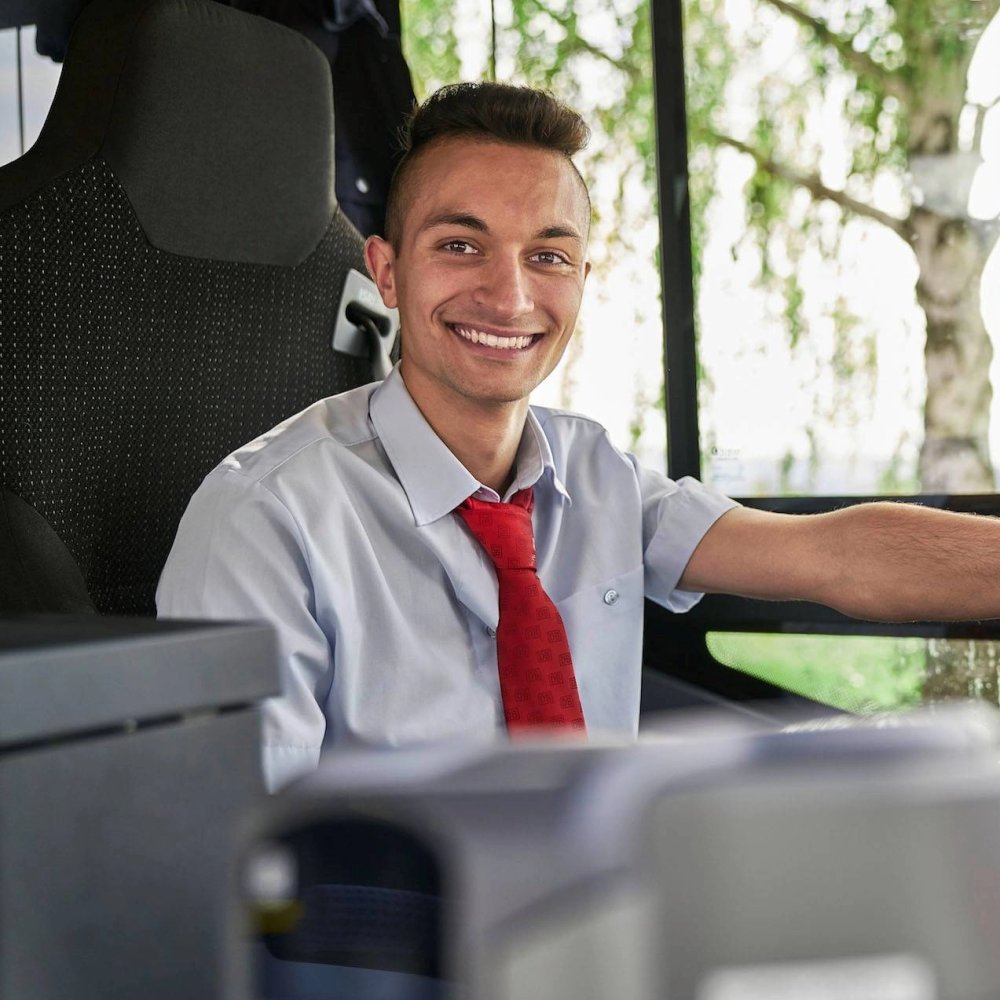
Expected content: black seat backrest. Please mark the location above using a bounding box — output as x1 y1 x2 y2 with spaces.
0 0 372 616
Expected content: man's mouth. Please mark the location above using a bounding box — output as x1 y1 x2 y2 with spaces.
450 324 537 350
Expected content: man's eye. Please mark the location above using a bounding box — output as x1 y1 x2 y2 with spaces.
442 240 477 254
531 251 569 265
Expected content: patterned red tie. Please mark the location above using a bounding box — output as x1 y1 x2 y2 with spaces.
456 487 586 734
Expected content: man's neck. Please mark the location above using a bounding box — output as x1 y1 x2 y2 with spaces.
399 369 530 496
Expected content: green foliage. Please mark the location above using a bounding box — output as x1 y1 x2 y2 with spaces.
707 632 927 713
782 273 805 349
685 0 735 294
688 0 999 494
891 0 996 93
877 443 921 494
778 449 796 493
683 0 737 137
399 0 462 97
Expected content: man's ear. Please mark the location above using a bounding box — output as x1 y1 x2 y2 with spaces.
364 235 398 310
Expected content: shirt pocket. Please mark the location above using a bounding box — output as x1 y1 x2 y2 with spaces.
554 565 645 734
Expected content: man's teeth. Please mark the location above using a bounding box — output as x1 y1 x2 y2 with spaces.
454 326 533 350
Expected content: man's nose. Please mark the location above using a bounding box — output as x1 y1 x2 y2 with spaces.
474 256 533 318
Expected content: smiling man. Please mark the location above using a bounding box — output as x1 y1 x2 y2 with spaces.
364 125 592 494
158 82 1000 791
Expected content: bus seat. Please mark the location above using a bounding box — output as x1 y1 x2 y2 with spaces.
0 0 372 616
0 487 96 614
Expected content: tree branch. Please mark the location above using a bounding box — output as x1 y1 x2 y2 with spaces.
569 31 639 79
761 0 910 102
713 131 913 240
523 0 640 80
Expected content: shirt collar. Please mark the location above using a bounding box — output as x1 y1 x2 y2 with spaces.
369 365 571 526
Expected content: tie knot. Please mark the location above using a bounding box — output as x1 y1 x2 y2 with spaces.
457 488 536 571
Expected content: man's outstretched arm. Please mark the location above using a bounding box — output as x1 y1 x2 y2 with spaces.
679 503 1000 622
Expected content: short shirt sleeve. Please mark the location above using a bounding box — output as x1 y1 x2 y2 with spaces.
632 461 739 612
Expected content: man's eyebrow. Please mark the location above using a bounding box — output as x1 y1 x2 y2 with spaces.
535 224 582 242
422 212 489 233
420 214 583 243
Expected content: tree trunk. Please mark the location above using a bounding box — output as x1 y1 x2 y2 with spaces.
903 19 997 493
904 53 1000 702
911 208 995 492
911 207 999 703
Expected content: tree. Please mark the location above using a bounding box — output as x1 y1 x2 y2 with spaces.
684 0 1000 702
687 0 1000 493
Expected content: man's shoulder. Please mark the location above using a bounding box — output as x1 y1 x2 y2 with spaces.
212 381 381 488
530 403 613 441
529 403 624 460
528 404 640 495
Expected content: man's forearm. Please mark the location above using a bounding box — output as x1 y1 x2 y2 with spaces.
807 503 1000 622
682 502 1000 623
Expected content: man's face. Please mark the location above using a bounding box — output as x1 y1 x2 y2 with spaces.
365 138 591 414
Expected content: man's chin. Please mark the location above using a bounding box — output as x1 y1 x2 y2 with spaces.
452 375 545 409
459 390 533 409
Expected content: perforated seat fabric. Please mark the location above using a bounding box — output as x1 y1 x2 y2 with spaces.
0 0 372 615
0 489 96 614
264 884 441 972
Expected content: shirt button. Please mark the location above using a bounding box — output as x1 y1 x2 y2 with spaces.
486 625 497 638
603 589 620 606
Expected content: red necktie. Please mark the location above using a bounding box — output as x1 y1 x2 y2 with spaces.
456 487 586 734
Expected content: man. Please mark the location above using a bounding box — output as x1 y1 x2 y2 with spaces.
158 81 1000 792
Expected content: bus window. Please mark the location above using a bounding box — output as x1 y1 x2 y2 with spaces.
684 0 1000 499
667 0 1000 712
705 631 1000 713
0 25 61 167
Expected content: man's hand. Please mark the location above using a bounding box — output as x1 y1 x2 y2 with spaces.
679 503 1000 622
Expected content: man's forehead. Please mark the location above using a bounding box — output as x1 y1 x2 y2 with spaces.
403 137 591 240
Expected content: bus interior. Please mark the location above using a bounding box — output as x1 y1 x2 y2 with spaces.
3 0 1000 996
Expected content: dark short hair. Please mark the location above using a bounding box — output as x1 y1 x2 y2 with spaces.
384 82 591 248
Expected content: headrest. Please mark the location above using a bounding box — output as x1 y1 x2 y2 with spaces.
0 0 337 265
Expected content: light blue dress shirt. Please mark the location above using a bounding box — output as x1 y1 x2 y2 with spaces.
157 366 737 790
